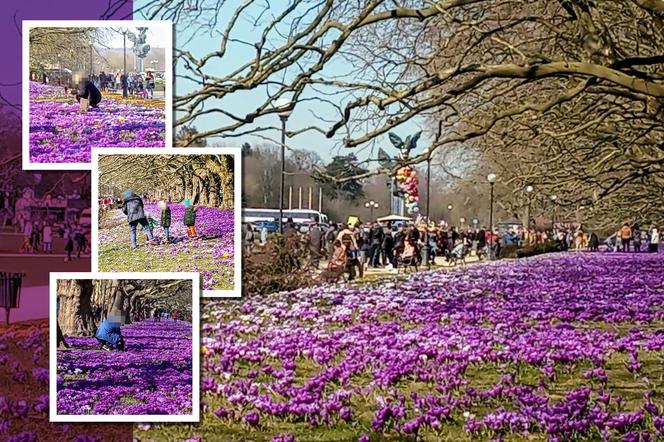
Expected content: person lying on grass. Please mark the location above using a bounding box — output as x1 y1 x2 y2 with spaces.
183 199 198 238
95 309 125 352
122 191 155 249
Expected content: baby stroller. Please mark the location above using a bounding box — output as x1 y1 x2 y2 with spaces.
449 242 469 266
604 234 617 252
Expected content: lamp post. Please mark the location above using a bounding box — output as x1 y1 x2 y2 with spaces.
151 59 159 70
122 30 128 98
57 55 62 85
487 173 497 259
426 155 432 224
526 185 534 228
89 40 94 78
276 98 292 233
550 195 557 233
365 200 379 221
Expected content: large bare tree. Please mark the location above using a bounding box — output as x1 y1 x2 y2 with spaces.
127 0 663 226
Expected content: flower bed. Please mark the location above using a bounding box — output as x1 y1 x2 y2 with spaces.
98 204 235 290
28 82 165 163
0 321 132 440
141 252 664 441
56 320 193 415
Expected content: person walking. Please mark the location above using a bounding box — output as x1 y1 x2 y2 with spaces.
632 224 642 252
381 226 395 268
308 223 323 268
369 222 384 268
619 223 632 252
42 223 53 253
337 223 361 280
649 226 659 253
243 224 255 256
325 223 338 260
159 201 172 242
21 221 33 253
121 191 154 249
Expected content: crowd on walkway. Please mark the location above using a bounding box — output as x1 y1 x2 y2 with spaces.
90 71 159 99
605 223 660 253
37 69 161 100
0 186 90 260
244 217 663 280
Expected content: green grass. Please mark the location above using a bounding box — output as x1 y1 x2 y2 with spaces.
138 318 664 442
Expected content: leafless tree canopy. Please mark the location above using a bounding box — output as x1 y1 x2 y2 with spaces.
98 154 235 209
134 0 664 227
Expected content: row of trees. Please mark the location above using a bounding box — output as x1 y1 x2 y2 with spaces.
57 279 192 337
144 0 663 229
98 154 235 209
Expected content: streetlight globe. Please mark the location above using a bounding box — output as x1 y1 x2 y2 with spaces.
369 200 375 205
460 217 466 223
275 97 293 118
487 173 497 183
550 195 557 201
374 203 379 208
526 185 534 193
447 204 453 210
364 202 370 208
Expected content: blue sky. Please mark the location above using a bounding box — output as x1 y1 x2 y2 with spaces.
134 0 430 164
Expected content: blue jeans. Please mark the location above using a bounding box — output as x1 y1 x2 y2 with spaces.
164 227 170 240
129 218 153 248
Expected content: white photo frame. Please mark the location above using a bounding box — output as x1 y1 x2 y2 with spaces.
49 271 200 423
91 147 243 297
22 20 173 170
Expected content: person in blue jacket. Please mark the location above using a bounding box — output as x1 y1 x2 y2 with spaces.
95 312 125 351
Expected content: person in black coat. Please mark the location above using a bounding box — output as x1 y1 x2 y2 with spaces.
75 78 102 110
121 191 154 249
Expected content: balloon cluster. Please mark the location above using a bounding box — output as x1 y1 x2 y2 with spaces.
396 165 419 214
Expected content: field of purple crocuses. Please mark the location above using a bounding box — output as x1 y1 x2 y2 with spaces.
56 319 193 416
28 82 165 164
98 204 235 291
139 252 664 441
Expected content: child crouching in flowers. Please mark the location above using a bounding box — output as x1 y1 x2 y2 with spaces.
183 199 198 238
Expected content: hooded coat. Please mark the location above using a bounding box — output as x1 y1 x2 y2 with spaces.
122 192 146 224
184 206 197 226
161 206 172 228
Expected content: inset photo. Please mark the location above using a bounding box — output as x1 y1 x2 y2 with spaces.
91 148 241 296
22 20 173 170
49 272 199 422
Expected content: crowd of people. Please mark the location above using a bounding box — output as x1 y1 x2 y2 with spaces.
90 71 158 99
605 223 660 253
243 217 663 281
1 187 90 260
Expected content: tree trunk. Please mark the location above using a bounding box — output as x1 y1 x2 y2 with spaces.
57 279 95 336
